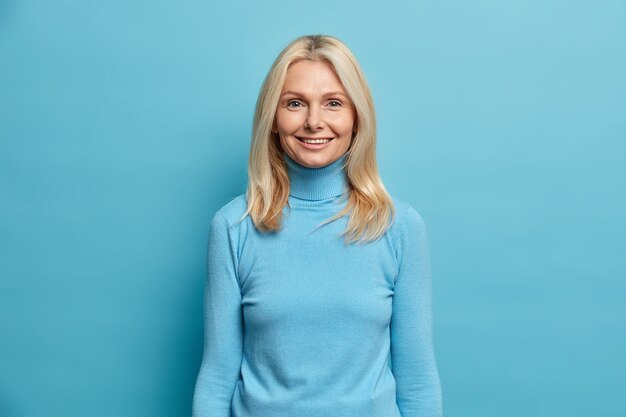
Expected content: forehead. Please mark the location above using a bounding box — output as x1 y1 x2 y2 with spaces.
282 60 346 94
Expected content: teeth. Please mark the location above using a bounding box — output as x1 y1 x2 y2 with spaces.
301 138 332 144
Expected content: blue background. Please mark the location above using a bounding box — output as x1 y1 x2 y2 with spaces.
1 1 625 416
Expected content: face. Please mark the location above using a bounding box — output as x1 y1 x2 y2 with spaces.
273 59 356 168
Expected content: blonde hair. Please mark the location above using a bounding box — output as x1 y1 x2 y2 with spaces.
240 34 396 245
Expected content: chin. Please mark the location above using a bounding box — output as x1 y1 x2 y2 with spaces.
297 153 340 168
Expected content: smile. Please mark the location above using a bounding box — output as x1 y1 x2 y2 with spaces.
296 137 334 144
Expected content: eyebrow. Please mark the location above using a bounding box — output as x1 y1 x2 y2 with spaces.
281 90 348 98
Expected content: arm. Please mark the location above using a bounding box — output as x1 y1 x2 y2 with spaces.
192 211 243 417
390 205 443 417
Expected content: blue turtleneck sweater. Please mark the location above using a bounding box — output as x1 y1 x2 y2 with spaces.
192 152 443 417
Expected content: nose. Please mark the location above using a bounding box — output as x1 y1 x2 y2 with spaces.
304 106 323 130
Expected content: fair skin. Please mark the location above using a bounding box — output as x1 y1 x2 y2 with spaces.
272 59 357 168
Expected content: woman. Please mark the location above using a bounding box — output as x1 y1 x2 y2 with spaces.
192 34 443 417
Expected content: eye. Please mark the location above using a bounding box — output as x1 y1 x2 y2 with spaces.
287 100 303 108
328 100 343 108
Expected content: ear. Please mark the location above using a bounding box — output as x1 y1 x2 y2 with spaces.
271 119 278 134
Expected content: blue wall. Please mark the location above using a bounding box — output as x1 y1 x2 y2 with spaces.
1 1 625 416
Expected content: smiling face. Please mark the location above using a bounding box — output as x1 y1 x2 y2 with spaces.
273 59 356 168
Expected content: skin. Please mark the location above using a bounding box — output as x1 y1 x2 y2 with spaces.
272 59 357 168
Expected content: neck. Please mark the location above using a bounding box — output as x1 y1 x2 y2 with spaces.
283 152 349 201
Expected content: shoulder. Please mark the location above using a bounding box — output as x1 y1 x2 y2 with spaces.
386 196 430 280
212 193 248 231
389 194 429 242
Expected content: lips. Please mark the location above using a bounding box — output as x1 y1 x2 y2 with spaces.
296 137 334 142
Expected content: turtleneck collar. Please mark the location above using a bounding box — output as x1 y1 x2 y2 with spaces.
283 152 350 201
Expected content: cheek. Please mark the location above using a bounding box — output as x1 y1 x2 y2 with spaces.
332 113 355 134
276 110 303 134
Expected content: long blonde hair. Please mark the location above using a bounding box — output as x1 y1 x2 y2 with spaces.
240 34 395 245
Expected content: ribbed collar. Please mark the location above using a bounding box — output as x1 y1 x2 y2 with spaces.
283 152 350 201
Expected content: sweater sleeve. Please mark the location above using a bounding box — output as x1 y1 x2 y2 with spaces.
192 211 243 417
390 205 443 417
